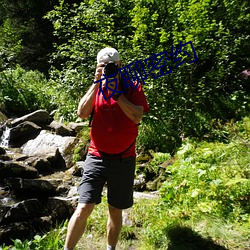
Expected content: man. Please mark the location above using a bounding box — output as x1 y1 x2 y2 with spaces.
64 47 150 250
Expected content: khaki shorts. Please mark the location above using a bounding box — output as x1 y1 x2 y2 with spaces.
77 154 136 209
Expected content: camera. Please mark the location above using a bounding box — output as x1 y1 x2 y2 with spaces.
103 61 118 77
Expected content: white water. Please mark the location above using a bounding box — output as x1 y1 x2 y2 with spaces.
0 126 10 148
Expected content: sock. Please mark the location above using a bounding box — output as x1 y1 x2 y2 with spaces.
107 245 116 250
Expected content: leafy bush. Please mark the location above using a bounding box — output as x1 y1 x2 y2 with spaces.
0 66 55 116
160 117 250 221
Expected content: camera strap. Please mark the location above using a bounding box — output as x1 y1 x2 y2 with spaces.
89 108 95 127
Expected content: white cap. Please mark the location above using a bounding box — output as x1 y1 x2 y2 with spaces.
97 47 120 63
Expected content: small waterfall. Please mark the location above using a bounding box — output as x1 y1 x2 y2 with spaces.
0 126 11 148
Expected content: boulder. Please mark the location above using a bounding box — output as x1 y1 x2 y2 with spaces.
9 121 41 147
49 121 74 136
0 147 6 155
25 156 53 174
47 197 76 221
4 178 59 196
0 161 38 179
0 199 43 224
11 109 51 127
0 222 32 245
68 121 88 133
21 130 77 168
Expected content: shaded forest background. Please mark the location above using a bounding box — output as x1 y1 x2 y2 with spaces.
0 0 249 154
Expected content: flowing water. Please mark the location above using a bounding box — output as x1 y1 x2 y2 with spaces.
0 126 10 148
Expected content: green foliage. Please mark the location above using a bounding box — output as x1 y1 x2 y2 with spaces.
72 127 90 163
0 18 23 70
0 0 248 150
0 0 57 72
0 66 55 116
160 118 250 222
0 221 67 250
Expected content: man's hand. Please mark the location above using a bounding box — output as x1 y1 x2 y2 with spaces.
94 63 105 81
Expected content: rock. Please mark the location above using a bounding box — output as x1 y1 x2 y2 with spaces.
21 130 77 168
0 222 32 245
67 186 78 198
25 156 53 174
45 148 67 170
47 197 76 221
32 216 53 233
0 206 9 224
134 173 146 191
0 110 86 245
0 161 38 179
9 121 41 147
4 178 58 196
11 109 51 127
66 161 84 177
0 147 6 155
1 199 42 224
68 121 88 133
49 121 74 136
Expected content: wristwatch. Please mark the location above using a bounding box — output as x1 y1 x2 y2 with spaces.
112 93 122 101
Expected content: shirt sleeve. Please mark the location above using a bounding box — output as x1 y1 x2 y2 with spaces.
127 81 150 113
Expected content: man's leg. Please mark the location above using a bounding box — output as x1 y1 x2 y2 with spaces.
64 203 95 250
107 204 123 249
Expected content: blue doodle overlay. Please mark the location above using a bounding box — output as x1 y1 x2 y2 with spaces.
94 41 198 98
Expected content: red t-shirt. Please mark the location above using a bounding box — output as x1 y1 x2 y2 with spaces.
88 81 150 158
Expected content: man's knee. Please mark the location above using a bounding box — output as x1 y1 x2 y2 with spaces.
108 204 122 217
74 203 95 219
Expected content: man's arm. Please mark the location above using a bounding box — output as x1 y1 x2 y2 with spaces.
116 95 143 124
77 64 103 119
77 83 99 119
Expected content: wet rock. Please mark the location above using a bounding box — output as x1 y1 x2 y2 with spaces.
134 173 146 191
66 161 84 177
47 197 76 221
1 199 42 224
49 120 74 136
0 147 6 155
21 130 77 168
9 121 41 147
0 154 11 161
11 109 51 127
0 161 38 179
32 216 53 233
44 148 66 170
4 178 58 196
25 157 53 174
0 222 32 245
68 121 88 133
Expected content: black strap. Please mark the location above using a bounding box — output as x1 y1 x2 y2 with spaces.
88 108 95 127
98 139 136 158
